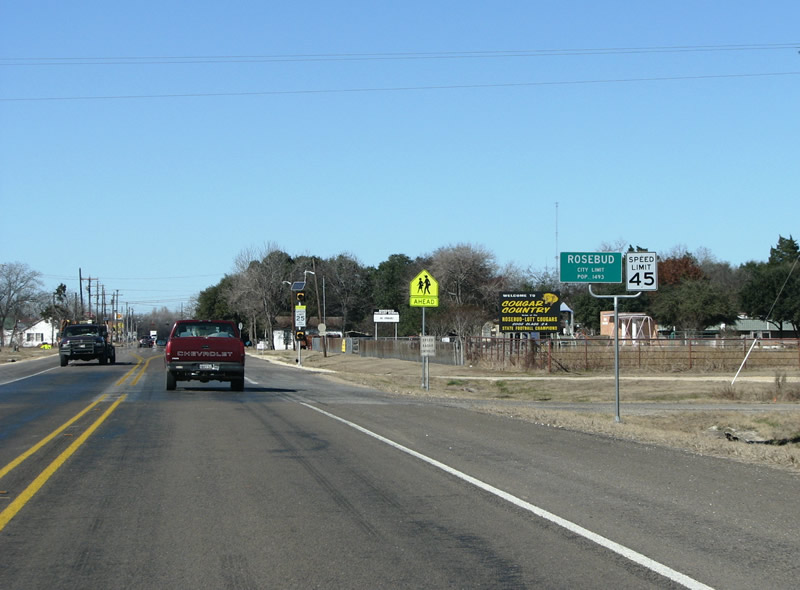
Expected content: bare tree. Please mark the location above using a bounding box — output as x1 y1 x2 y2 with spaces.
0 262 43 347
227 249 262 345
429 243 497 307
324 253 368 334
228 244 293 348
598 238 629 253
253 247 294 347
425 244 498 336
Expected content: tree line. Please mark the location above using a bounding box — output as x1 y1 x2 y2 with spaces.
190 237 800 347
2 236 797 348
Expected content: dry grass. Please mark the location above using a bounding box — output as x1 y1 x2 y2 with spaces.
500 338 800 373
475 408 800 471
268 350 800 474
1 346 58 364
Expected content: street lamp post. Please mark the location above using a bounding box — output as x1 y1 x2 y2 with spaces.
281 281 292 352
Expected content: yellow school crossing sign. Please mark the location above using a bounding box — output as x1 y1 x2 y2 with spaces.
410 270 439 307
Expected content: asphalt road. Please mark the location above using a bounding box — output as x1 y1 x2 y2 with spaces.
1 348 798 589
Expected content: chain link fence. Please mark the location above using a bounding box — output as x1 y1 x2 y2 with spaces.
324 336 800 372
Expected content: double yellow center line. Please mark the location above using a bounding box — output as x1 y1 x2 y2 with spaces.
117 352 161 386
0 353 157 532
0 394 127 531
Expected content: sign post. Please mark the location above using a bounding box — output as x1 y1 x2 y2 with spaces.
410 270 439 390
373 309 400 340
290 281 306 367
588 286 640 422
560 251 651 422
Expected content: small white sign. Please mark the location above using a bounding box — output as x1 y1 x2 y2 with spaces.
374 311 400 323
626 252 658 291
420 335 436 357
295 307 307 327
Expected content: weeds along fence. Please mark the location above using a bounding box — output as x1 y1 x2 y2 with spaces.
320 337 464 366
464 337 800 372
324 336 800 372
356 337 464 366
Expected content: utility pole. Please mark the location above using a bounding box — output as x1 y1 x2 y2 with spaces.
555 201 560 275
311 259 327 357
115 290 120 342
86 276 92 319
79 268 84 316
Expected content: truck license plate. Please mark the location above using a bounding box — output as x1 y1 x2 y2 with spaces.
199 363 219 371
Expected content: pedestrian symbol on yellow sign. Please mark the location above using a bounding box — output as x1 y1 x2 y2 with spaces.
418 275 430 294
409 270 439 307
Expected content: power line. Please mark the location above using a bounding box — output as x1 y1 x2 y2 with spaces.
2 42 798 66
41 273 222 281
4 70 799 103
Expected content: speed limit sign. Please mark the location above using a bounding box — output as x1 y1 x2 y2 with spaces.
294 305 307 328
626 252 658 291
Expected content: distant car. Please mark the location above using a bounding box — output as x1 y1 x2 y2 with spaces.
155 339 167 347
139 337 153 348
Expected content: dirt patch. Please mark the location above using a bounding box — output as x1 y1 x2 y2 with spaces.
253 350 800 474
1 346 58 364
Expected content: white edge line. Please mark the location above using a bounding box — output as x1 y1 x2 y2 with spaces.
300 401 714 590
0 365 60 387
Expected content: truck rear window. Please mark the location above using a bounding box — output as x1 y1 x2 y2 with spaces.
64 326 101 337
173 323 236 338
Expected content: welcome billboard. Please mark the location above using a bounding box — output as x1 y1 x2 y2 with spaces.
499 292 561 333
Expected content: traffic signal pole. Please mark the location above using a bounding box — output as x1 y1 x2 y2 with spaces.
295 291 306 367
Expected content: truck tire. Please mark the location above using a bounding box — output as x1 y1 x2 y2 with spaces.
60 355 68 367
231 377 244 392
166 371 177 391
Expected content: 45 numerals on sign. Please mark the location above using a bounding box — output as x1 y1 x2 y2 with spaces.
628 270 656 288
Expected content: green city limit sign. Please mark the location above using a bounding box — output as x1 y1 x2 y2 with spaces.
559 252 623 283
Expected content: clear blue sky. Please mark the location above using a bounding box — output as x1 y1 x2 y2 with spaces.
2 2 798 312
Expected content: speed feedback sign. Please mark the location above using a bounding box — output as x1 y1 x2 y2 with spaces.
626 252 658 291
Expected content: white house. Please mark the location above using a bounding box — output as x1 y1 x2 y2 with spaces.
18 318 59 347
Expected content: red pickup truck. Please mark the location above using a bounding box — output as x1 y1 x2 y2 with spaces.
164 320 245 391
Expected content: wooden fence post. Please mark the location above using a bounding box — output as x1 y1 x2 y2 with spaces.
584 337 588 371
